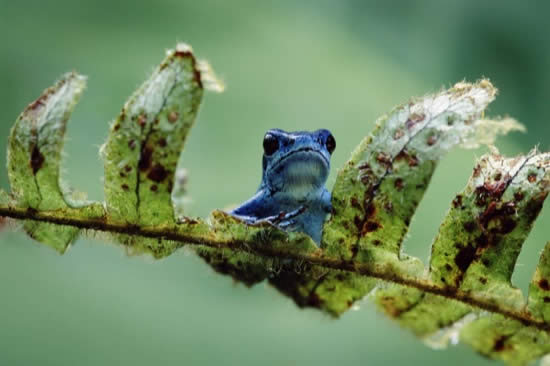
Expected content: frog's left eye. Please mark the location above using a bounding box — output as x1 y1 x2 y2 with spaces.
263 133 279 156
326 133 336 154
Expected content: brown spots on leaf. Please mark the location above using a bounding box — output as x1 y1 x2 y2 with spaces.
350 244 359 258
475 234 489 249
474 180 507 206
168 111 179 123
544 296 550 303
446 115 455 125
478 201 517 233
30 145 45 174
452 195 463 209
394 178 404 191
376 152 392 169
482 180 508 198
395 150 418 167
500 217 517 234
150 184 158 192
372 240 381 246
538 278 550 291
378 295 421 318
138 146 153 171
444 263 452 271
360 175 371 185
463 221 476 233
25 83 62 113
172 50 202 88
492 335 511 352
350 197 361 210
384 201 393 213
527 173 537 183
472 164 481 178
514 191 524 201
113 123 120 131
408 155 419 167
307 292 323 307
147 164 168 183
479 277 488 285
124 165 132 173
362 221 381 235
137 114 147 127
353 215 363 232
494 172 502 181
426 135 437 146
192 68 202 88
364 203 376 218
405 112 425 129
454 244 476 272
26 99 45 111
358 162 371 171
121 184 129 191
158 138 167 147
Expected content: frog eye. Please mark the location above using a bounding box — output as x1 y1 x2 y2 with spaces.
263 133 279 156
326 133 336 154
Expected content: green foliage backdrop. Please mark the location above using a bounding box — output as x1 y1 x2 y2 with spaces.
1 1 549 365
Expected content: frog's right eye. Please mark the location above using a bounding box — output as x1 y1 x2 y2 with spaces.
263 133 279 156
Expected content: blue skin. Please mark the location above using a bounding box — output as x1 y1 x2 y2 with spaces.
230 129 335 244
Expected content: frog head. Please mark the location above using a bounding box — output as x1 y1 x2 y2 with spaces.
261 129 335 198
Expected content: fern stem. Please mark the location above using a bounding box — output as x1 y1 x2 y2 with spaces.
0 204 545 330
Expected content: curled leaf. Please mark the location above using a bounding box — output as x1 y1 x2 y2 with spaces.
101 43 205 226
7 72 86 252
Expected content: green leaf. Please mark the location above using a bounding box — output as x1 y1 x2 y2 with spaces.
7 72 86 252
374 151 549 364
431 152 548 298
101 43 205 226
459 315 550 366
324 80 522 262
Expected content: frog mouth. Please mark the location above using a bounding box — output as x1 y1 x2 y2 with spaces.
268 148 329 191
272 147 330 170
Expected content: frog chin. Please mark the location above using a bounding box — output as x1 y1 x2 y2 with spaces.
267 151 329 198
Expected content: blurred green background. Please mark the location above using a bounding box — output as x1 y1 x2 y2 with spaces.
1 1 549 365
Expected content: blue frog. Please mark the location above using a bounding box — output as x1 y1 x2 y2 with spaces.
230 129 335 244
